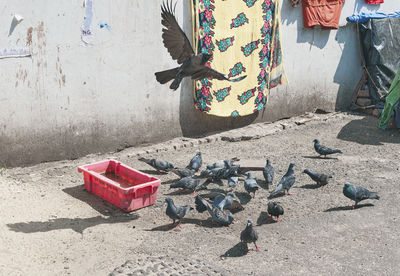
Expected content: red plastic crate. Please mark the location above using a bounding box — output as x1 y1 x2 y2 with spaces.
78 160 161 211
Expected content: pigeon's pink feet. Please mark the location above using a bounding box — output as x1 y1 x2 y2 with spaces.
191 191 195 195
255 244 260 251
276 218 281 222
243 249 249 254
351 205 355 209
176 223 181 228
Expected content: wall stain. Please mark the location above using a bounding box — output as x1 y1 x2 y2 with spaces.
26 27 33 46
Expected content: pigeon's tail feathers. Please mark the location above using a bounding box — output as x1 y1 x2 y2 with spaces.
155 68 179 84
369 192 380 200
195 196 208 213
170 181 183 189
170 75 183 90
333 149 342 154
138 157 152 165
228 75 247 82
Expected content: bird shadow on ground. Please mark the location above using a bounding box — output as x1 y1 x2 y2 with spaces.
302 156 338 160
163 189 194 196
234 192 252 205
296 184 321 190
324 203 375 212
267 192 286 200
256 211 277 226
63 185 128 216
161 179 177 185
147 218 220 231
257 179 270 191
7 214 139 234
139 169 166 175
220 242 247 258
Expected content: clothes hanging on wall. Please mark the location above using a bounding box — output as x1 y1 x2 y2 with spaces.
365 0 384 4
191 0 287 117
302 0 345 29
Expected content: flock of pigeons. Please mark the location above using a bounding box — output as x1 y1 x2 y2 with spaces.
138 139 380 253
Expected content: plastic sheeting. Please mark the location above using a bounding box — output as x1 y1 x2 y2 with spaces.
356 17 400 101
347 12 400 23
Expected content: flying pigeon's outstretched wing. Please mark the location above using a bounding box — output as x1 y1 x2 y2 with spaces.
161 1 195 64
191 66 247 82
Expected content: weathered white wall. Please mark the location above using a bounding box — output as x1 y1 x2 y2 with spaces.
0 0 397 166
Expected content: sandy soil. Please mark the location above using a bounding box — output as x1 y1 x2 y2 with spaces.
1 113 399 275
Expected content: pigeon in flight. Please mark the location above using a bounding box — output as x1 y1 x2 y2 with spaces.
303 169 333 187
187 152 202 172
263 159 275 189
155 1 247 90
138 157 174 173
244 173 259 198
169 176 207 193
343 182 380 209
194 195 234 226
165 197 193 228
269 163 295 198
267 202 284 222
313 139 342 158
240 219 259 253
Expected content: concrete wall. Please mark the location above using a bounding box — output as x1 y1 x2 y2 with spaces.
0 0 396 167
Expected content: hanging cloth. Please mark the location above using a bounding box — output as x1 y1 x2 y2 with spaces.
191 0 287 117
365 0 384 4
302 0 345 29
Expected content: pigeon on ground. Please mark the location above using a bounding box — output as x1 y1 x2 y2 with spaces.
138 157 174 173
267 202 284 222
169 176 206 193
228 176 239 188
206 157 240 170
343 182 380 209
187 152 202 172
200 192 244 213
168 167 195 178
263 159 275 189
244 173 259 198
313 139 342 158
303 169 333 187
269 163 296 198
155 1 247 90
165 197 193 228
240 219 259 253
194 195 234 226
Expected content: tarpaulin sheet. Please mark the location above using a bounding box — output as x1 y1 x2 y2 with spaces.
357 17 400 101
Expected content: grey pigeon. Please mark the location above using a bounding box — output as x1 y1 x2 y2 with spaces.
267 202 284 222
206 157 240 170
263 159 275 189
194 195 234 226
168 167 195 178
240 219 259 253
169 176 206 193
343 182 380 209
200 192 244 213
138 157 174 173
165 197 193 228
269 163 295 198
303 169 333 187
313 139 342 158
244 172 259 198
228 176 239 188
187 152 202 172
155 1 247 90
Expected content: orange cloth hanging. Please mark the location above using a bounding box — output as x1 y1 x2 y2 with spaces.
365 0 384 4
302 0 345 30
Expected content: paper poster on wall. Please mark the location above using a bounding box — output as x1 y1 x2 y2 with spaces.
81 0 94 44
0 48 31 59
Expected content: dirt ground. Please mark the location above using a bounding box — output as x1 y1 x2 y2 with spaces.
1 112 399 276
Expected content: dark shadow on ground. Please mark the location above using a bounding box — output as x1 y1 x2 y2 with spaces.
220 242 247 258
162 179 177 185
324 203 375 212
7 214 138 234
296 184 321 190
164 189 194 196
302 156 338 160
63 185 128 216
257 211 277 226
139 169 166 175
234 192 252 205
147 218 222 231
337 115 400 145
